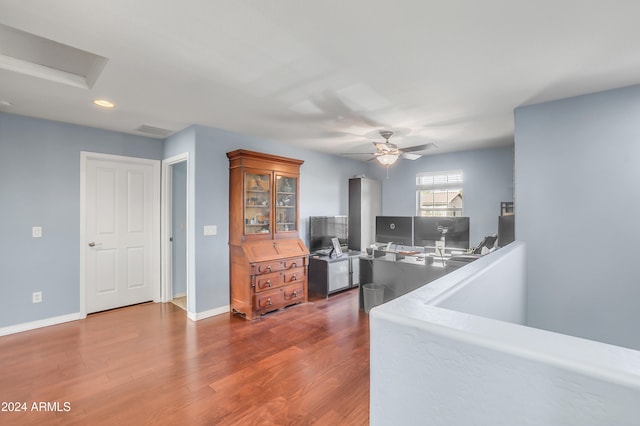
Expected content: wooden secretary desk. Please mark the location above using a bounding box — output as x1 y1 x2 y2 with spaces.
227 149 309 319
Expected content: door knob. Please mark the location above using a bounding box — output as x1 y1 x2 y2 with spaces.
88 242 96 247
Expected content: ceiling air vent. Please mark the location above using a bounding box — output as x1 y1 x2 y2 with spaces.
135 125 173 137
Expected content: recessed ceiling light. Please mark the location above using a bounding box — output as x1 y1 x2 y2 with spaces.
92 99 115 108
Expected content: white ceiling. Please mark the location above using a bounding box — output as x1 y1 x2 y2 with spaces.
2 1 640 157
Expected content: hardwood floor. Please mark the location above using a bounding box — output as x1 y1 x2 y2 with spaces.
0 289 369 425
171 296 187 311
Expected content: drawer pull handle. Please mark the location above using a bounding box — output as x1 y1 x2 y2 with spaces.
292 262 297 267
259 298 273 308
291 275 297 281
293 291 298 297
266 280 272 287
266 266 272 272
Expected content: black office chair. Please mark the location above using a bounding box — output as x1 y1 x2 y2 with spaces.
446 235 498 269
471 235 498 254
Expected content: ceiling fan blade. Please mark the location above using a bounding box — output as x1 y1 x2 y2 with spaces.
401 142 437 153
374 142 398 152
401 153 422 160
340 152 379 162
341 152 377 156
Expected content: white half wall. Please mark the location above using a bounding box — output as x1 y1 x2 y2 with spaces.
416 242 527 324
370 242 640 425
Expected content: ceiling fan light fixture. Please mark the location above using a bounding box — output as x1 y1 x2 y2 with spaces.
376 153 399 165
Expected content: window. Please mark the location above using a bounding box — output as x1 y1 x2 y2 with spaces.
416 170 463 217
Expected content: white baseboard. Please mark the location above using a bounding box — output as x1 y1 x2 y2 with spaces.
0 312 85 337
187 305 230 321
0 305 231 335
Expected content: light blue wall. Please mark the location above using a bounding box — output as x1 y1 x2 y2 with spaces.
164 125 195 159
515 84 640 350
0 112 163 328
367 146 514 245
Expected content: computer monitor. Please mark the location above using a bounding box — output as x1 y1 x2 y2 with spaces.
375 216 413 246
413 216 470 249
309 215 349 252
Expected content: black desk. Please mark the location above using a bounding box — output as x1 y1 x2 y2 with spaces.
358 253 451 309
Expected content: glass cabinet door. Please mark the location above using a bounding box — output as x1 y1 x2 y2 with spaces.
275 175 297 233
244 172 271 235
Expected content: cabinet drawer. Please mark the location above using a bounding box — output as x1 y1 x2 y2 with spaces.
282 257 307 270
254 287 284 312
282 267 305 284
282 282 305 304
253 283 306 315
254 261 283 275
251 256 308 275
254 271 284 292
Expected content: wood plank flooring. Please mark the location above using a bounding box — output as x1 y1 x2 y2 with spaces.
0 289 369 425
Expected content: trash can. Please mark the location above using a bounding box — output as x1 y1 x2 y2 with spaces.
363 283 385 312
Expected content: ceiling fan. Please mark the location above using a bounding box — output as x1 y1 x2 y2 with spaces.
344 130 437 166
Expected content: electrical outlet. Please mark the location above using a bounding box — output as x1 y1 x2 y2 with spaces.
32 226 42 238
203 225 217 236
32 291 42 303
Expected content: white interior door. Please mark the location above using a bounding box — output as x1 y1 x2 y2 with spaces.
83 154 159 314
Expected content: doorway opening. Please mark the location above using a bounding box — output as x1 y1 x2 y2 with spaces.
161 153 191 315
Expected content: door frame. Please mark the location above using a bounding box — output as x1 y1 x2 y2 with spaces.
161 153 192 312
79 151 161 317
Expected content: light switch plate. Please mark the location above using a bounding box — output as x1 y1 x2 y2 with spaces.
32 226 42 238
203 225 217 236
